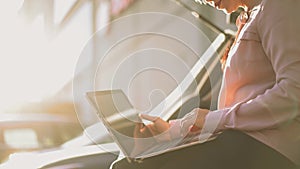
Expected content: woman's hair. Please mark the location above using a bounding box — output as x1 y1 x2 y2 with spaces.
220 9 250 70
220 39 234 70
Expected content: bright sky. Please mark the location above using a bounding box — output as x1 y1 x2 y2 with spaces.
0 0 91 112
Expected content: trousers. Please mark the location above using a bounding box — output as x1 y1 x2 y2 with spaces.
111 130 296 169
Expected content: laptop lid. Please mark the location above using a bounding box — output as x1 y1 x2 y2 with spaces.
85 89 212 161
86 90 149 158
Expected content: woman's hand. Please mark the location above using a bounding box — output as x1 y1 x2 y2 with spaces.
193 108 210 129
131 115 171 156
138 114 170 136
134 114 171 142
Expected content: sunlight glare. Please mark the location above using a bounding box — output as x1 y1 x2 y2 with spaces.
0 0 88 112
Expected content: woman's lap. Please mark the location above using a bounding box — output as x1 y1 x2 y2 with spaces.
111 130 296 169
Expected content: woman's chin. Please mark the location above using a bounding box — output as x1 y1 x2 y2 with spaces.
223 8 236 14
218 8 230 14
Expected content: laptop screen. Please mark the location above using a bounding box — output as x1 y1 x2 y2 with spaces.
86 90 152 157
86 90 141 137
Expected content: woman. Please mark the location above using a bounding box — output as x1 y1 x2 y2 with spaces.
111 0 300 168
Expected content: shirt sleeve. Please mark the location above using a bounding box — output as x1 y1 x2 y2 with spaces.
168 108 198 139
202 0 300 134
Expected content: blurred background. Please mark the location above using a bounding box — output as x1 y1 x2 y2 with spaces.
0 0 238 166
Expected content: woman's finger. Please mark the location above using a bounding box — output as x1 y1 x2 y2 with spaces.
140 125 154 137
139 113 159 122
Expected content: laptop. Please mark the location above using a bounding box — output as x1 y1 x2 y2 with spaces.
85 89 215 162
